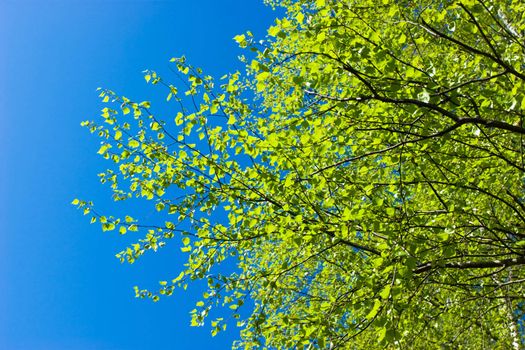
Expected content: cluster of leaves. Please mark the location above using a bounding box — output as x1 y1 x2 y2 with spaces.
75 0 525 348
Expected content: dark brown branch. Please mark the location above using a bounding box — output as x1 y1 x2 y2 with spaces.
420 18 525 81
414 256 525 274
323 229 381 256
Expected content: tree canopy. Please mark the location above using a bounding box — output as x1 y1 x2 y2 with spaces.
75 0 525 348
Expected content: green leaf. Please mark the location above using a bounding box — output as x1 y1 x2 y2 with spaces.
114 130 122 141
366 299 381 320
379 285 391 300
172 271 184 283
437 233 450 242
128 140 140 148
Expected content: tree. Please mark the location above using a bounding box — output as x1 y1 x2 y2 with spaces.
74 0 525 348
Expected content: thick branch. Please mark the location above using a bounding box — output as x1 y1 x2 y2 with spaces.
420 18 525 81
414 256 525 274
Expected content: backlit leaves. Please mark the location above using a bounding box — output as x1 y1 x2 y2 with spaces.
77 0 525 349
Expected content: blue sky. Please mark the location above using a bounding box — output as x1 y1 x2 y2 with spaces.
0 1 279 348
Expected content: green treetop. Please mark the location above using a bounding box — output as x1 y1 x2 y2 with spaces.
75 0 525 348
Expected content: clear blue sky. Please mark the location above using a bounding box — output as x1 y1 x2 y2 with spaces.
0 1 279 349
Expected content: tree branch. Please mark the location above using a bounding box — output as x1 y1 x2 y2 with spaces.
414 256 525 274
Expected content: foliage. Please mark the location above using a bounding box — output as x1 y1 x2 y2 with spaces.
75 0 525 348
